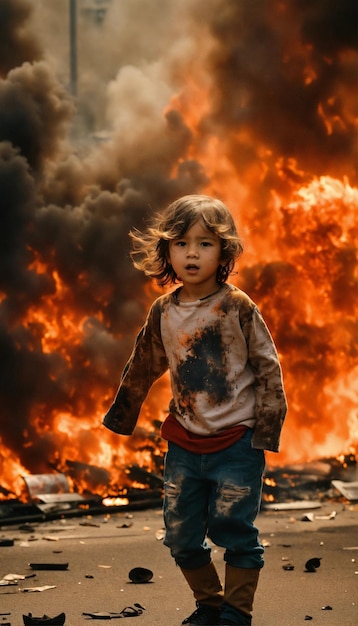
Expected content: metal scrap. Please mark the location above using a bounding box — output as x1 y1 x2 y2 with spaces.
82 604 145 619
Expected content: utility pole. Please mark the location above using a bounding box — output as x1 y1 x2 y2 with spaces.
69 0 77 96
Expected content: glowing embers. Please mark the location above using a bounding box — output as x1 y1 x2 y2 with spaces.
102 496 129 507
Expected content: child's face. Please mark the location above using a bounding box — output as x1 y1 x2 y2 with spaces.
168 218 223 295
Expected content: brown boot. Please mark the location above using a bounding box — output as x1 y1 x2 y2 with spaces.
220 565 260 625
180 562 223 625
180 561 223 608
181 562 223 626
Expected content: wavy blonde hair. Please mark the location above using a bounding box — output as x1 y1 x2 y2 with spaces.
130 194 243 286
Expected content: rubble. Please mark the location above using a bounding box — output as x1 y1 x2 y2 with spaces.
23 613 65 626
263 501 321 511
29 563 68 571
0 454 356 527
0 505 356 624
0 539 14 546
262 455 357 505
21 586 57 593
0 455 355 624
0 487 162 527
128 567 153 584
331 480 358 501
305 557 321 572
0 574 35 586
22 473 102 514
82 604 145 619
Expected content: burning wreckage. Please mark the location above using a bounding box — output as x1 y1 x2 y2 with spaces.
0 448 357 526
0 460 164 526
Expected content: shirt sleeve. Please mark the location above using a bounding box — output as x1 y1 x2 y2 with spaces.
102 300 168 435
240 303 288 452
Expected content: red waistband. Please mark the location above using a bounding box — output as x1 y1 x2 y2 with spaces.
161 413 248 453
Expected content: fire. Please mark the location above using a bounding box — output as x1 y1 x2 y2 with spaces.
168 74 357 469
0 447 28 498
263 477 277 488
102 496 129 507
0 0 357 501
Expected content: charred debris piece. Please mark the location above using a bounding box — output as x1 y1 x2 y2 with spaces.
128 567 153 583
29 563 69 571
305 557 322 572
262 454 357 507
0 464 163 526
0 538 15 546
82 604 145 619
23 613 66 626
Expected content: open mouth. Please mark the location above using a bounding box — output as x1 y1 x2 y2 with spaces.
185 264 199 270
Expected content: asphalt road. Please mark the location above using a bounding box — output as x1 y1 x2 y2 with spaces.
0 502 357 626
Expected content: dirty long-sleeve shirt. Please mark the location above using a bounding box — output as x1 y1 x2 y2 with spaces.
102 283 287 452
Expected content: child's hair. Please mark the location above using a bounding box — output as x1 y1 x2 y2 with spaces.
130 194 244 286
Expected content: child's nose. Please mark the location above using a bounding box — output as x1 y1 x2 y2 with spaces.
187 246 199 257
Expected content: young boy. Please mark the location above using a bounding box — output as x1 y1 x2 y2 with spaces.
103 194 287 625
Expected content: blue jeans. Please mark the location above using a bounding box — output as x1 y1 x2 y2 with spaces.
163 429 265 570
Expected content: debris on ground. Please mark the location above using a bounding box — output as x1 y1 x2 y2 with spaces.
116 520 133 528
263 501 322 511
29 563 68 571
0 573 37 588
0 579 18 587
23 612 66 625
331 480 358 501
82 604 145 619
0 539 14 546
305 557 322 572
155 528 165 540
21 585 56 593
301 510 337 521
128 567 153 583
315 510 337 520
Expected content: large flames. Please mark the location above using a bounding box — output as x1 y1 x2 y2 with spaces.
0 0 357 500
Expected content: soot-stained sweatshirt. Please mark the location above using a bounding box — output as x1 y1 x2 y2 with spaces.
102 283 287 452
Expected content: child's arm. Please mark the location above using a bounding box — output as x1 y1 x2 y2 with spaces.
102 301 168 435
242 305 288 452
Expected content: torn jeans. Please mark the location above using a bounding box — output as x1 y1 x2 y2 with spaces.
163 429 265 570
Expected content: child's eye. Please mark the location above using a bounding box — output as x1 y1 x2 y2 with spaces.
175 241 186 247
201 241 212 247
